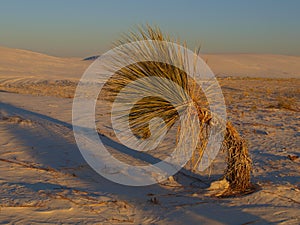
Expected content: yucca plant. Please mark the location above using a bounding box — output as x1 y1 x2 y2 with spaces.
104 25 253 196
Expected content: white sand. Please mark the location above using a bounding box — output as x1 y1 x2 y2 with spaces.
1 46 300 82
0 47 299 224
203 53 300 78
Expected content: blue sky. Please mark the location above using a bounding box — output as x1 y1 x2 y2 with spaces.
0 0 299 57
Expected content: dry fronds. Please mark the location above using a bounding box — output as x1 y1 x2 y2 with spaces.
222 122 253 195
104 25 253 196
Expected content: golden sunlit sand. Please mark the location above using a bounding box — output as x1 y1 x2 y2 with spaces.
0 46 299 224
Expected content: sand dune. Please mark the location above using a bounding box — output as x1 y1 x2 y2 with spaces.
1 46 300 82
203 53 300 78
0 46 89 82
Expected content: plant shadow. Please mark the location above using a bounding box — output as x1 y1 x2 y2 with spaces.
0 102 269 224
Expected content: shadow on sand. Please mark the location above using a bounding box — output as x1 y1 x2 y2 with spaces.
0 102 268 224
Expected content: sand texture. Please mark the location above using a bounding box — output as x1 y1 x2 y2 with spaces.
0 47 299 224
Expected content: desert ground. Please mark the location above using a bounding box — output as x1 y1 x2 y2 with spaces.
0 46 299 224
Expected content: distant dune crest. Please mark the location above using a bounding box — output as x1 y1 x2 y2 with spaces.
0 46 300 79
83 55 100 61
